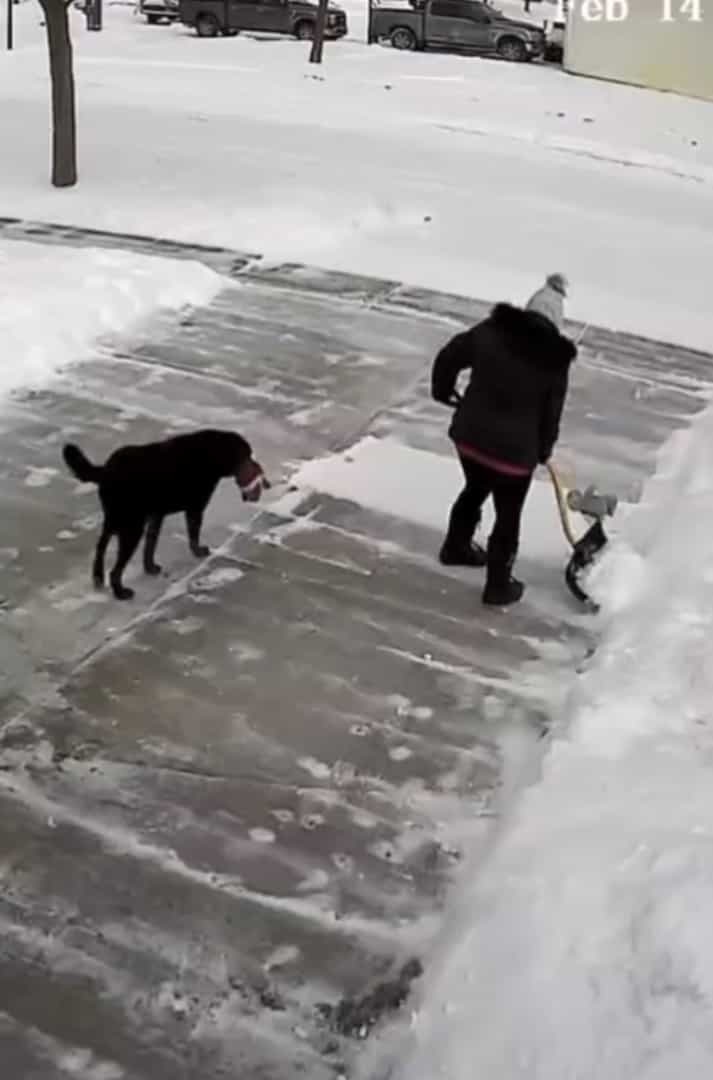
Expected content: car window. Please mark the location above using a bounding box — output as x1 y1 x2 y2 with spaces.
469 2 492 20
431 0 490 20
431 0 468 17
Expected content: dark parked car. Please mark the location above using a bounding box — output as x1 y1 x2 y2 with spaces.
369 0 545 61
138 0 179 23
178 0 348 39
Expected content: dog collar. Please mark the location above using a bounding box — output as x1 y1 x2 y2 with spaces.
239 472 264 496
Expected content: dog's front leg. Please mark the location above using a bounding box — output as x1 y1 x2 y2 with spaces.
143 515 164 576
185 508 210 559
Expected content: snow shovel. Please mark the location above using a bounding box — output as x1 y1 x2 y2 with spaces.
546 461 617 613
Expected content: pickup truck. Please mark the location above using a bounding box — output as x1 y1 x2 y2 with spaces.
368 0 545 61
178 0 348 39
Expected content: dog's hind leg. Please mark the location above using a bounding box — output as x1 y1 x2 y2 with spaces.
185 508 210 559
93 521 113 589
110 521 145 600
143 515 164 576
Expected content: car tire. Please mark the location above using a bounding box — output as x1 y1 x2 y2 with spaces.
295 19 314 39
497 36 527 62
146 12 159 22
196 12 220 36
390 26 417 50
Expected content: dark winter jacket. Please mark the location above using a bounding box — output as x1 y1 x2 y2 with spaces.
431 303 577 471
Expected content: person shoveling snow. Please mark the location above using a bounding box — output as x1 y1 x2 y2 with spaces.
431 273 577 607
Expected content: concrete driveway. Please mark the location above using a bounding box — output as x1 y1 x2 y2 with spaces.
0 230 709 1078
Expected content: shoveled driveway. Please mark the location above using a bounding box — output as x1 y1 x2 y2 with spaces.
0 223 710 1079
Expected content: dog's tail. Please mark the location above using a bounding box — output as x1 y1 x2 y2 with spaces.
62 443 103 484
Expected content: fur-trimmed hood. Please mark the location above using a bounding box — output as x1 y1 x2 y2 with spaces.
488 302 576 369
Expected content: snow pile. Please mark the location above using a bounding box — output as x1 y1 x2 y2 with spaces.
389 395 713 1078
0 240 221 399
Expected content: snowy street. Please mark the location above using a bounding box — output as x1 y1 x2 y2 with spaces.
0 231 711 1076
3 1 713 1076
2 3 713 349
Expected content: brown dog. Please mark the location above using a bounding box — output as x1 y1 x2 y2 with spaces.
62 429 269 599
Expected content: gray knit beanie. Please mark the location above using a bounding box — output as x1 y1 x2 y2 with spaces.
525 273 568 329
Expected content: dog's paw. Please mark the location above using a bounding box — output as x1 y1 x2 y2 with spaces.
144 562 162 577
191 545 210 559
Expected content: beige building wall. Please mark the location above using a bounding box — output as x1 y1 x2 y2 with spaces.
564 0 713 101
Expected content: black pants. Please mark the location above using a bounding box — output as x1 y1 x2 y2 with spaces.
445 454 533 567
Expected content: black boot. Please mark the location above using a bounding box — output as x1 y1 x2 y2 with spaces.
439 540 487 568
440 481 486 568
482 552 525 606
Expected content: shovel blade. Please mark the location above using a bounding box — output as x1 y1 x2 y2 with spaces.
565 519 608 612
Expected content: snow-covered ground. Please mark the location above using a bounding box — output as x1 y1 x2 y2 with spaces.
4 4 713 1077
0 239 221 399
383 387 713 1079
2 3 713 349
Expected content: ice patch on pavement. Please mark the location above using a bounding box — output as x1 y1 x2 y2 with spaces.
24 466 59 488
196 565 244 590
0 239 221 400
55 1047 124 1080
388 746 413 763
263 944 300 970
249 827 276 844
166 615 205 636
0 1016 126 1080
297 756 332 780
296 868 331 893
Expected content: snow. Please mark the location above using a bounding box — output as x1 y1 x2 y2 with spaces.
0 239 221 399
283 434 596 568
4 3 713 1074
386 392 713 1079
3 5 713 350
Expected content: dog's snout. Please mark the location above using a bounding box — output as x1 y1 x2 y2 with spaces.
237 458 269 502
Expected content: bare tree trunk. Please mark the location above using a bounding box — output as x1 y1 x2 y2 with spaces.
39 0 77 187
308 0 329 63
7 0 15 52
